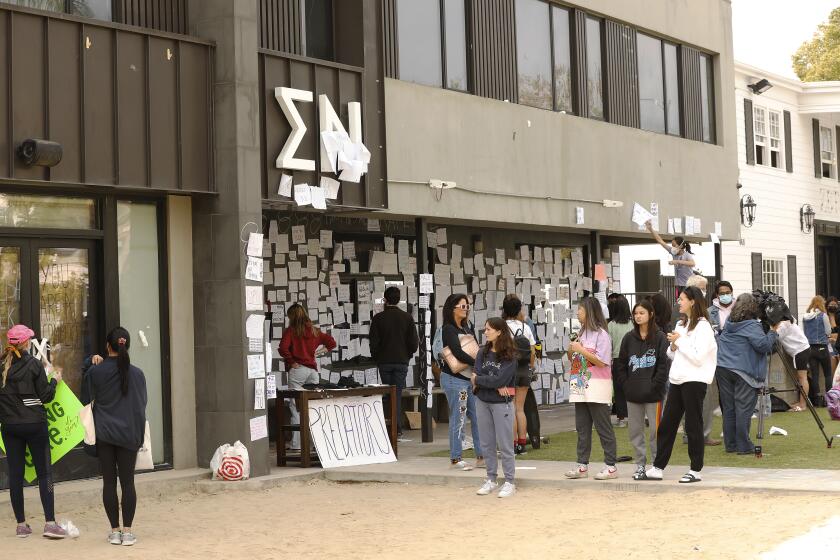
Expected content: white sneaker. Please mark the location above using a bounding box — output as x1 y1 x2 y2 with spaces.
451 460 474 471
594 466 618 480
564 464 588 479
108 531 122 545
497 481 516 498
644 466 664 480
476 479 499 495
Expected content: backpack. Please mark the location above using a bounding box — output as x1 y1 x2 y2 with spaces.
513 327 531 369
826 387 840 421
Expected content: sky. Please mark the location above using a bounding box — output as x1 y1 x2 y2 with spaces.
732 0 839 78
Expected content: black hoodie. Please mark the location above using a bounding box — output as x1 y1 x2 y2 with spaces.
0 351 57 424
614 329 669 403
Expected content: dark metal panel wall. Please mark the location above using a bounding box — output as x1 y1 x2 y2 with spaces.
259 0 303 54
117 33 149 187
179 42 212 191
382 0 397 79
570 9 588 117
604 20 639 128
148 37 179 189
115 0 188 35
47 19 82 182
680 46 702 142
83 25 116 184
470 0 516 102
0 14 7 176
10 13 46 181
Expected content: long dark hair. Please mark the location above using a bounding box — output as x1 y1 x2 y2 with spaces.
443 293 469 328
673 236 692 254
681 286 710 332
484 317 517 362
578 296 608 335
607 295 632 324
106 327 131 395
632 300 659 342
648 293 672 331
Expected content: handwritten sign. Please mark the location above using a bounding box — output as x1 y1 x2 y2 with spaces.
0 382 85 482
307 395 396 468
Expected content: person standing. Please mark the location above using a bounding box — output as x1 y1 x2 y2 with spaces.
647 293 673 333
715 295 778 455
501 294 535 455
564 297 618 481
84 327 148 546
370 286 419 437
279 303 337 450
827 297 839 374
440 294 483 470
708 281 734 333
607 295 633 427
643 287 717 483
472 317 518 498
614 301 669 479
775 319 811 411
0 324 67 539
803 296 832 407
646 221 695 298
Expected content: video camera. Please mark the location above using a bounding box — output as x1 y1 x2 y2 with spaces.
751 289 794 331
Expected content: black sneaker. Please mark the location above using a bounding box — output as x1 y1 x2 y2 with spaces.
514 443 527 455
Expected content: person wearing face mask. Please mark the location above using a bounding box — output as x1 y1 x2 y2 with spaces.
646 221 696 299
708 281 734 334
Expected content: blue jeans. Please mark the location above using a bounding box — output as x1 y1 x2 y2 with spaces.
440 372 482 461
378 363 408 432
717 367 758 453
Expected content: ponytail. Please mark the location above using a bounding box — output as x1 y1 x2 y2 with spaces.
1 343 23 388
106 327 131 395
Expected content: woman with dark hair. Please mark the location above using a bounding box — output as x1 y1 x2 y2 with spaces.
643 287 717 483
85 327 147 546
440 293 483 470
646 221 695 298
715 294 778 454
607 295 633 427
648 293 673 332
614 301 669 479
472 317 518 498
564 297 617 481
279 303 337 450
501 294 535 455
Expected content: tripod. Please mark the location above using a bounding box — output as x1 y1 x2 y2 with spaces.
755 343 834 452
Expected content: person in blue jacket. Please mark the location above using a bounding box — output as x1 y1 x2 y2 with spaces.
715 294 778 454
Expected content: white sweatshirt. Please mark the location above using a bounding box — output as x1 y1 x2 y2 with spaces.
775 320 810 357
666 318 717 385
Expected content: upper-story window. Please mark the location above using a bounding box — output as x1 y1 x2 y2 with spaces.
443 0 468 91
552 6 573 113
699 54 715 143
638 33 665 133
515 0 552 110
396 0 467 91
663 43 681 136
585 16 604 120
4 0 111 21
753 107 783 169
303 0 334 60
820 126 835 179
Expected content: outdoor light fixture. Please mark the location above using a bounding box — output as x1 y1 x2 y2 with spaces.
740 194 757 227
800 204 816 234
748 78 773 95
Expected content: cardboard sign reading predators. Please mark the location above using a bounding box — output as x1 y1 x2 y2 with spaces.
0 382 85 482
307 395 396 468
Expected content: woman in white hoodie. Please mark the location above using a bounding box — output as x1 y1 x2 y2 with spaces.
643 287 717 483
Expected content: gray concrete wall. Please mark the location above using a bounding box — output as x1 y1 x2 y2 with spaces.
384 0 739 241
167 195 198 469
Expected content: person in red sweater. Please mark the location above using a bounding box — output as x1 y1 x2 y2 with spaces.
279 304 336 450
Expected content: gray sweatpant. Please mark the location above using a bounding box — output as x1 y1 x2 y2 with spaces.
702 377 719 439
627 401 661 467
475 398 515 483
574 402 617 466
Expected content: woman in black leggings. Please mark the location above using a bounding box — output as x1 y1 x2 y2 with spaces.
85 327 148 546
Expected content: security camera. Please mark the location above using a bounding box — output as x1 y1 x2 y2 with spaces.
17 139 62 167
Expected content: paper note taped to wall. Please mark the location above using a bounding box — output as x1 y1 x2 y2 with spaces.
631 203 654 227
245 314 264 339
246 233 264 257
250 415 268 441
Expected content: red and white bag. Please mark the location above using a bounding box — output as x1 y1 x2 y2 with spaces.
210 441 250 481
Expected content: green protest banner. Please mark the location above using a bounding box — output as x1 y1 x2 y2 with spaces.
0 382 86 482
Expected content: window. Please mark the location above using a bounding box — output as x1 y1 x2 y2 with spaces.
768 110 783 168
762 259 785 296
638 33 665 133
585 17 604 119
443 0 468 91
699 54 715 143
821 126 835 179
664 43 681 135
754 106 767 165
303 0 334 60
4 0 112 21
552 6 572 112
515 0 552 110
396 0 442 87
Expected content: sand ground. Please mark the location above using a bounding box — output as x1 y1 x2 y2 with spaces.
1 478 834 560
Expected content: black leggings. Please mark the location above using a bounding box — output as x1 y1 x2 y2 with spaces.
807 345 832 402
98 442 138 528
1 422 54 523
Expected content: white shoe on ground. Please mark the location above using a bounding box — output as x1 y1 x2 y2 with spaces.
564 464 588 479
594 466 618 480
644 466 664 480
451 460 474 471
498 481 516 498
476 479 499 495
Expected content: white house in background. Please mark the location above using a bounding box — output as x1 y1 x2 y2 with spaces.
722 62 840 319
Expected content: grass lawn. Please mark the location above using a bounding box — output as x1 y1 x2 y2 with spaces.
428 408 840 469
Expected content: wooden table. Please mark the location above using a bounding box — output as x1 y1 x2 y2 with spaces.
275 386 398 468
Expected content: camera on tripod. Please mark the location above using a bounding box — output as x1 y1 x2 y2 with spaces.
751 289 794 332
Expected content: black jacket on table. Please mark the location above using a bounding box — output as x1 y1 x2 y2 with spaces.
369 306 420 365
441 322 476 380
83 357 148 451
0 351 57 425
614 329 669 403
473 348 516 403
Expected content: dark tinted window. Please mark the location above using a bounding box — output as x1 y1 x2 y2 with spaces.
304 0 334 60
700 54 715 143
585 16 603 119
396 0 442 87
638 33 665 133
552 6 572 112
664 43 681 136
444 0 468 91
515 0 552 110
71 0 112 21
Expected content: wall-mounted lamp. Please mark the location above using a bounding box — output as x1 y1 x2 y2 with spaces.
748 78 773 95
800 204 816 234
740 194 757 227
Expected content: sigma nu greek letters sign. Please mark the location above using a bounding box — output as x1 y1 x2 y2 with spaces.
307 395 396 468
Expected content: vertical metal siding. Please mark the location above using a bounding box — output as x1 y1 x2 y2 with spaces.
259 0 303 54
115 0 188 35
469 0 516 102
570 9 587 117
604 20 638 128
382 0 397 78
744 98 755 165
680 46 702 141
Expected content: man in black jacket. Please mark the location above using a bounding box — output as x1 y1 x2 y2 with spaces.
370 286 419 436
